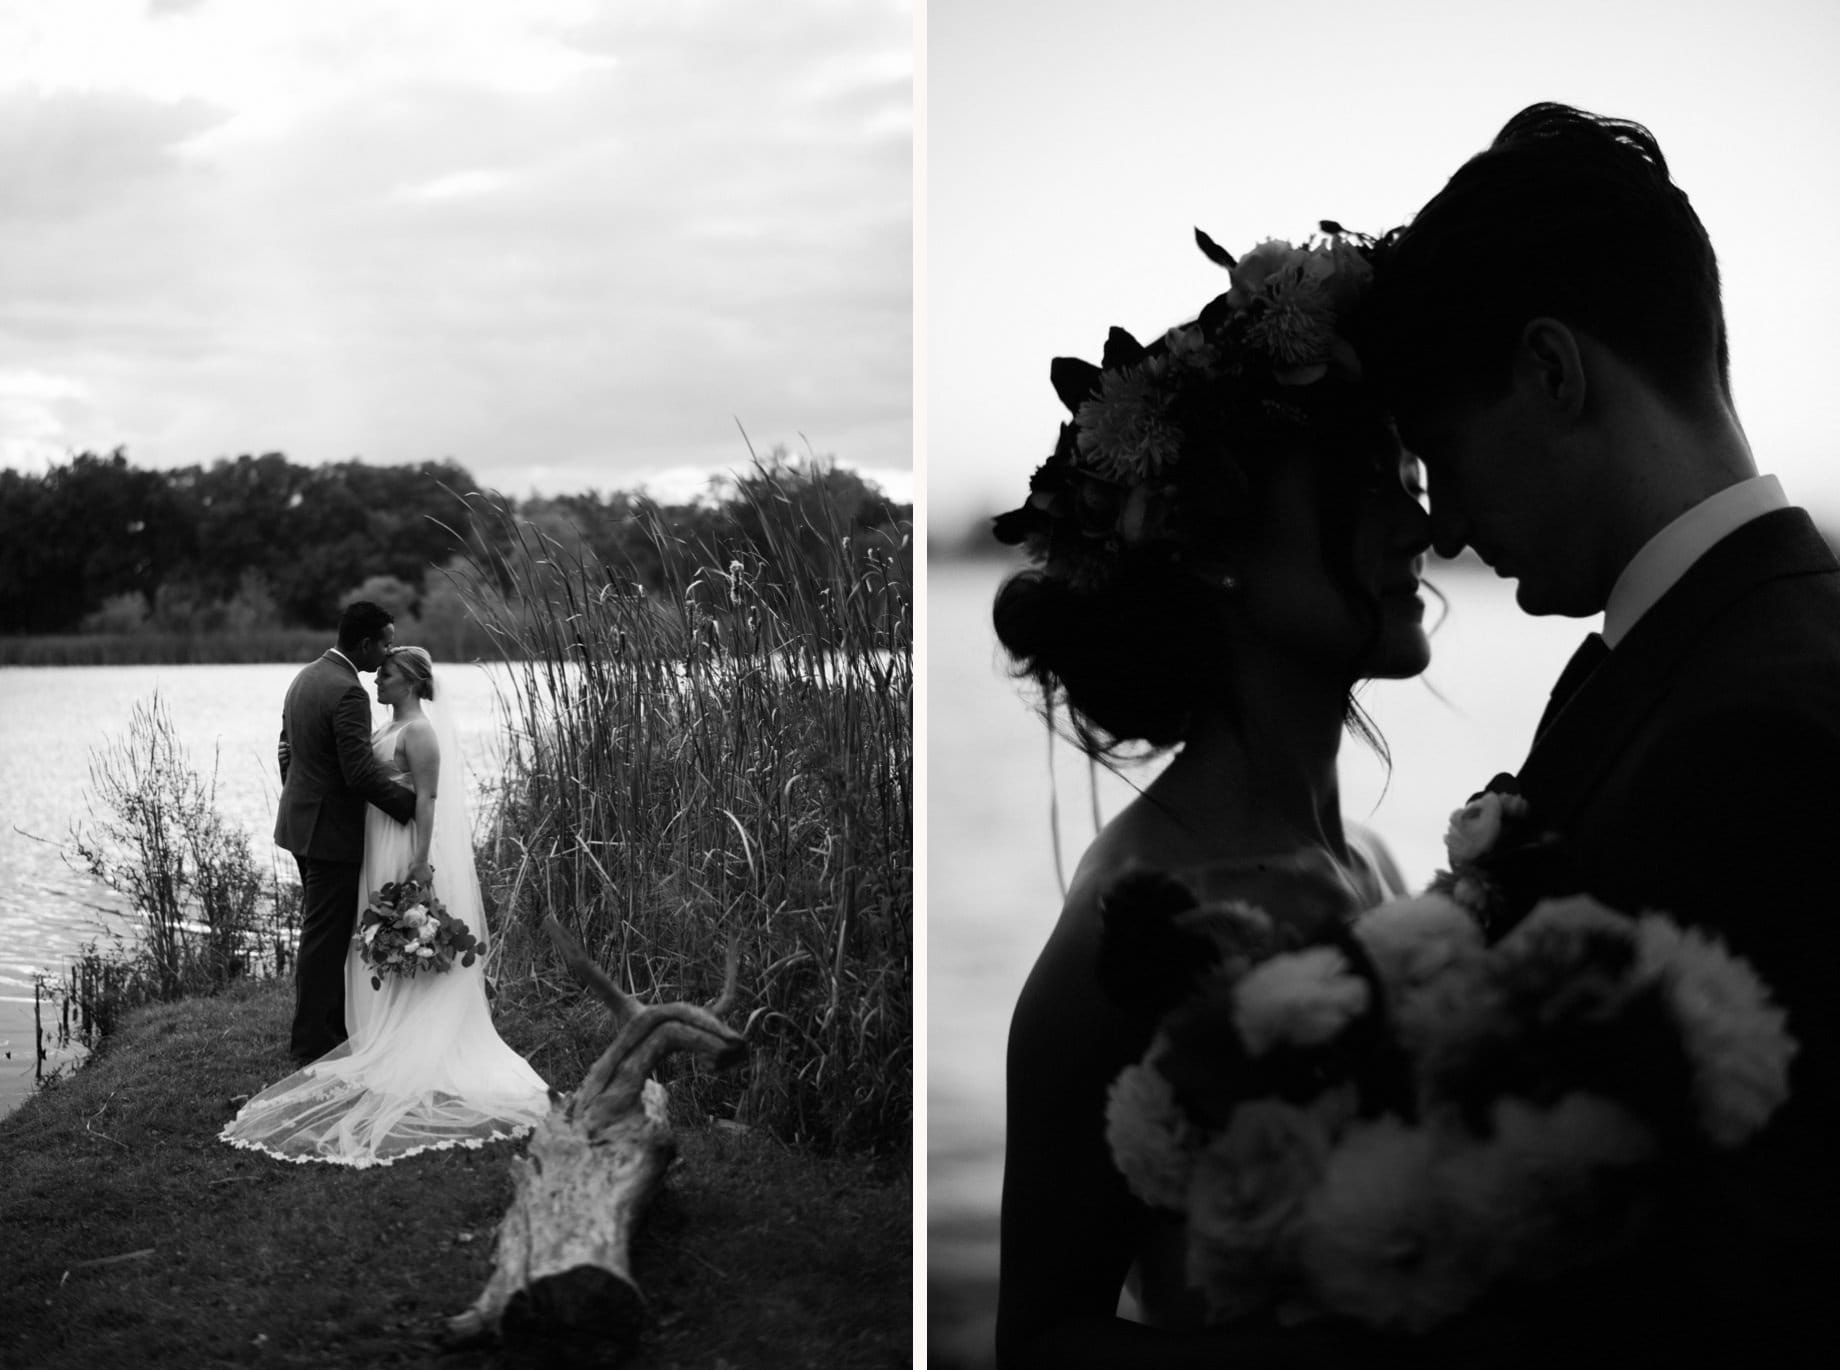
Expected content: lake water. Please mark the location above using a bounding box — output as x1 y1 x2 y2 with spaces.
0 659 521 1120
924 556 1592 1365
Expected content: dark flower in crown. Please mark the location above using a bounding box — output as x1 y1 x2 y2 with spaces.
993 224 1380 586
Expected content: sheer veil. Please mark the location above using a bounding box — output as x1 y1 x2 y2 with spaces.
220 660 550 1167
423 691 487 944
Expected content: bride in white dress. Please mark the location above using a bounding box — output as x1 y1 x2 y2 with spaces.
222 646 550 1167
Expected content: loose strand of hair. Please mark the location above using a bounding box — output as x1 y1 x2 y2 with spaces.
1045 698 1068 901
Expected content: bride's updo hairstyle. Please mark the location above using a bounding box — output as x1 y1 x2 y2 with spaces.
993 226 1392 759
389 645 437 701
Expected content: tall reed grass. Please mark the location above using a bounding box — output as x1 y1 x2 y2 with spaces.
452 459 912 1153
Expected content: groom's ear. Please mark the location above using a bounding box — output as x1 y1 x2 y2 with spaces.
1517 317 1587 420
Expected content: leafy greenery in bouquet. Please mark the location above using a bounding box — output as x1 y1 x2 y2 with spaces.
354 879 485 991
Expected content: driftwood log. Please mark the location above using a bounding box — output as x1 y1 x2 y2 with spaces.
447 915 746 1353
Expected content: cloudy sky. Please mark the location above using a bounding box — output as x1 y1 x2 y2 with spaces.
929 0 1840 541
0 0 912 502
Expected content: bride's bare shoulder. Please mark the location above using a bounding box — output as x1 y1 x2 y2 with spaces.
1071 811 1350 908
1059 835 1363 975
1019 836 1287 1002
404 714 437 738
399 714 441 764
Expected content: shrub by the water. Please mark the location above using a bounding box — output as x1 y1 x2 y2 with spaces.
43 693 296 1062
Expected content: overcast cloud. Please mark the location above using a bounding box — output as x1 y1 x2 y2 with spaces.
0 0 912 501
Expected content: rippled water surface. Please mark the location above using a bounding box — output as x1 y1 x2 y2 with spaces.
0 660 518 1119
925 557 1587 1364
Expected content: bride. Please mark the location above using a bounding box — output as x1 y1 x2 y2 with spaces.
991 230 1432 1364
223 646 550 1167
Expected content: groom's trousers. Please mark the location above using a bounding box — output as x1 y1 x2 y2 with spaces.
290 854 362 1064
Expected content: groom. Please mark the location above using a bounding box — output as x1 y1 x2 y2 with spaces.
275 600 419 1066
1370 103 1840 1364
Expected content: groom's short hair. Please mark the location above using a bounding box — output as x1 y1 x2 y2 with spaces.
336 600 394 651
1368 102 1727 420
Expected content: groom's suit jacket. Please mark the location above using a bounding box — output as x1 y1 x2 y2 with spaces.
1501 505 1840 1362
274 650 416 862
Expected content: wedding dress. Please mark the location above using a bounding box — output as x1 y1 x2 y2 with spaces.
221 703 550 1167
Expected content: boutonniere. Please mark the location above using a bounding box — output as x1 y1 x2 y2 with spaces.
1429 774 1573 938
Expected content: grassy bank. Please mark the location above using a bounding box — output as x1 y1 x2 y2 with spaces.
0 977 909 1369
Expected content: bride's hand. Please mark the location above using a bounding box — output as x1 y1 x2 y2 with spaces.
408 861 435 888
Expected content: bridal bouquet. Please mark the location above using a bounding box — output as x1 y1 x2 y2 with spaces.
1102 813 1797 1332
354 879 485 990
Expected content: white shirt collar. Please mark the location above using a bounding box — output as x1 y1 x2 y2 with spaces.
327 646 359 673
1601 474 1787 647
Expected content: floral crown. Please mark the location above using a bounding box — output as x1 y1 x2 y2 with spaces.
993 224 1380 585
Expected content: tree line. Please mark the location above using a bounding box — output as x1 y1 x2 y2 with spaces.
0 449 910 639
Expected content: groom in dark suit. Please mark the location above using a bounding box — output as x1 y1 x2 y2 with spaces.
1369 104 1839 1366
275 601 419 1065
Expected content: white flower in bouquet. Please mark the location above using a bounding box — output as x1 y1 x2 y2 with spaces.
1354 894 1486 1053
1293 1117 1493 1334
402 904 429 926
1489 896 1644 1019
363 923 381 946
1105 1054 1197 1210
1353 893 1482 990
1233 946 1370 1056
1636 915 1796 1147
1185 1098 1333 1321
417 920 438 943
1503 894 1633 952
1450 1093 1657 1285
415 945 435 958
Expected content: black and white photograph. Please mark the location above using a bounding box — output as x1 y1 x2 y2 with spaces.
0 2 911 1366
928 1 1840 1366
12 1 1840 1366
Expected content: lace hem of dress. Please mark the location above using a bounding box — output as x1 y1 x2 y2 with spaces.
216 1120 536 1170
218 1057 552 1169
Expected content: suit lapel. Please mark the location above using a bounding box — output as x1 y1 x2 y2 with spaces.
1518 506 1838 827
1532 632 1609 743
